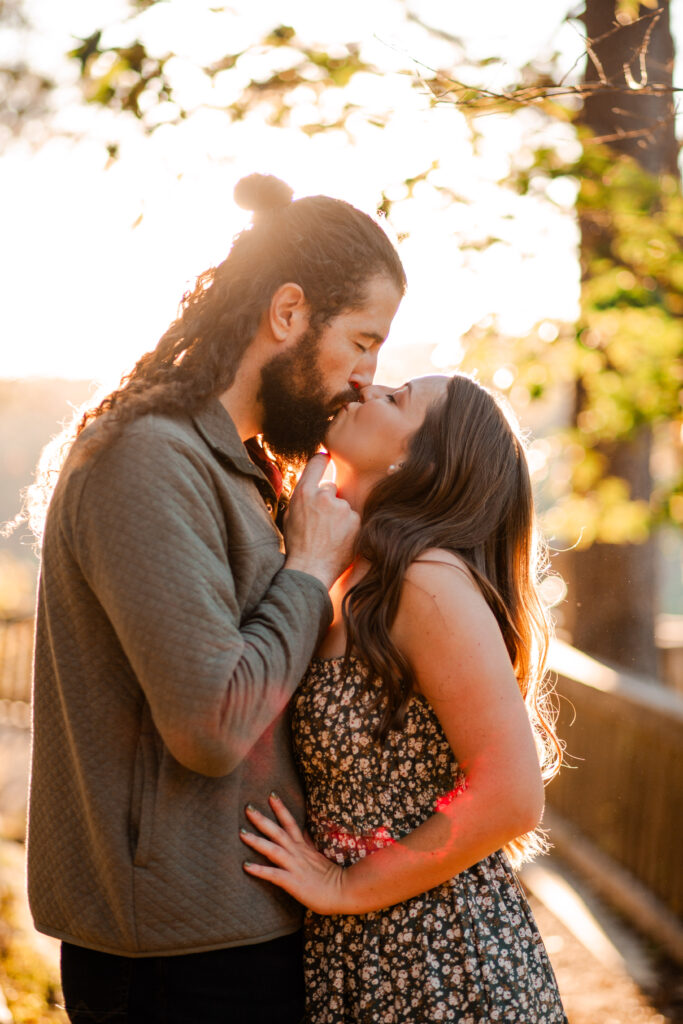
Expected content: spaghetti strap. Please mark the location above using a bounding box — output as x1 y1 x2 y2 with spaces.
412 557 471 575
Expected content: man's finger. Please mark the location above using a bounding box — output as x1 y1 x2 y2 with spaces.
296 452 331 489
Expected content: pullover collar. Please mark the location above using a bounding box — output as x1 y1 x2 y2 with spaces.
192 398 281 512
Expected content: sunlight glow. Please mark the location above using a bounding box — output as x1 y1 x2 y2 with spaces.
2 0 589 382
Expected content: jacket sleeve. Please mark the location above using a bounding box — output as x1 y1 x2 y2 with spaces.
71 425 333 777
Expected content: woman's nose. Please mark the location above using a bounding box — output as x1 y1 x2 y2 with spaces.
359 385 393 403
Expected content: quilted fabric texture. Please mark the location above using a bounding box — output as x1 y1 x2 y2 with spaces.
27 399 333 956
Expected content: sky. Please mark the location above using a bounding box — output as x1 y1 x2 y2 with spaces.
0 0 681 386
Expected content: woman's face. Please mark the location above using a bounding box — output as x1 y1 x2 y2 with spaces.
325 374 449 478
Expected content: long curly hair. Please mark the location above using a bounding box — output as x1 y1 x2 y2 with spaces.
341 374 562 864
25 175 406 540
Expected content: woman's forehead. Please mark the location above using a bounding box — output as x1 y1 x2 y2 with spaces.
407 375 449 400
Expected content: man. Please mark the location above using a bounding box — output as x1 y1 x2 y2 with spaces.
27 174 405 1023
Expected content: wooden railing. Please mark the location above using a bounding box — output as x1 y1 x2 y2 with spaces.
0 619 33 839
547 639 683 923
0 618 33 708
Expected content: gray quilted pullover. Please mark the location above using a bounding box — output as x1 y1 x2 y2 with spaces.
27 399 332 956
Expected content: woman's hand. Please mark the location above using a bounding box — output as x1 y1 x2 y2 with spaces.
240 794 349 915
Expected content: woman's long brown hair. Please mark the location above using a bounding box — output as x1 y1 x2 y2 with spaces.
342 374 562 864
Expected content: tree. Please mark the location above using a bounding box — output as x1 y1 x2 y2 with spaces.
564 1 680 675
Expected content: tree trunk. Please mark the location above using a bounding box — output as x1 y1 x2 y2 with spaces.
582 0 677 175
562 434 659 674
569 0 676 677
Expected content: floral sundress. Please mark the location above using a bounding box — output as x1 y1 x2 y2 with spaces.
291 655 568 1024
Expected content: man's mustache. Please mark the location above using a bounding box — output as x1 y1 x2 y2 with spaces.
327 387 361 418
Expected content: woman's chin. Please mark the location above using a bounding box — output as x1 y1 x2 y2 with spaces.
323 433 347 463
324 446 343 468
320 435 347 472
323 419 341 452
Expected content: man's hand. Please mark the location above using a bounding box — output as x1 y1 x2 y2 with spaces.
283 453 359 589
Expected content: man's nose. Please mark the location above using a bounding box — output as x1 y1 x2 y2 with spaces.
348 349 379 391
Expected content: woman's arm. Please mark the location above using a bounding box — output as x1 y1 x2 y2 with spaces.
241 555 544 914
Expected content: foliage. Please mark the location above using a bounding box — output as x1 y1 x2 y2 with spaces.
56 3 672 135
568 147 683 543
480 138 683 548
66 14 381 138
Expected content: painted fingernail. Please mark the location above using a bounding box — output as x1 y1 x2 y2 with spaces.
239 827 251 836
243 861 253 869
269 791 280 801
246 803 257 812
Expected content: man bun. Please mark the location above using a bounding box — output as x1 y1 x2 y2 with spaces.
234 173 294 215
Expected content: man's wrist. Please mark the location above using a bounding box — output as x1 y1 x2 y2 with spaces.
283 557 336 589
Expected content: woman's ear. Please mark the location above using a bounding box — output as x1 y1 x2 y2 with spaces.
268 282 309 343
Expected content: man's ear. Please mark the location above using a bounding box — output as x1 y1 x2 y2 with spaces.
268 282 309 343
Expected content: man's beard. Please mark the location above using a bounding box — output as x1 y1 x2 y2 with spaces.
258 327 356 468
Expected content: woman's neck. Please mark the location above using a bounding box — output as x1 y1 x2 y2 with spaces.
316 558 368 658
333 464 380 514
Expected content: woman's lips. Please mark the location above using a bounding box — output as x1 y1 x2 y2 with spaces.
330 403 348 421
328 399 360 426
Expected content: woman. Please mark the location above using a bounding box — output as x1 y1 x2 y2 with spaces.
240 374 567 1023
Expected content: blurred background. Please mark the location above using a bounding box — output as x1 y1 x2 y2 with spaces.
0 0 682 1021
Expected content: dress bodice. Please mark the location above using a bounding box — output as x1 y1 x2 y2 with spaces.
291 655 466 865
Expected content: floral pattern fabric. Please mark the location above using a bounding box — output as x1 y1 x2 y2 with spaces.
291 656 568 1024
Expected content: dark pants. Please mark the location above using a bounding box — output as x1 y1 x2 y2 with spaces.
60 931 305 1023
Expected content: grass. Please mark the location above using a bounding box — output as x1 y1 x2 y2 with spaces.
0 885 66 1023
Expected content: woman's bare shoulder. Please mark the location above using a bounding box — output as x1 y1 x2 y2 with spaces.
404 548 480 595
395 548 511 697
399 548 496 646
